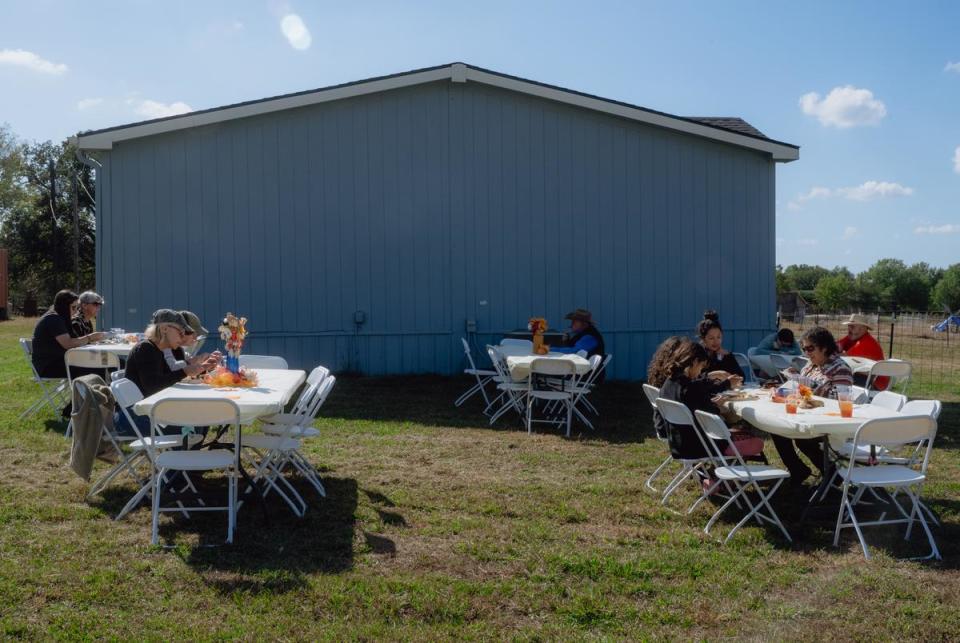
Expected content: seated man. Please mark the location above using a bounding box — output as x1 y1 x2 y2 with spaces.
837 313 886 389
552 308 605 358
749 328 801 378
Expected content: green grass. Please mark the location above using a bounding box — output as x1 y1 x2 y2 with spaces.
1 317 959 640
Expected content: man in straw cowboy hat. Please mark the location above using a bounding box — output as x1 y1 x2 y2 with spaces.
553 308 606 359
837 313 887 389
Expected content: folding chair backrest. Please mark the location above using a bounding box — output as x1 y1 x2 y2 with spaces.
151 398 241 450
110 378 148 441
486 346 509 379
867 360 912 390
303 375 337 419
530 358 577 378
853 416 936 459
768 353 793 371
238 355 288 369
110 369 126 382
65 348 122 371
694 409 732 443
500 338 532 350
870 390 906 411
461 337 480 371
732 352 754 382
850 385 869 404
901 399 942 420
791 356 809 371
20 338 42 380
306 365 330 387
641 383 660 409
655 397 696 427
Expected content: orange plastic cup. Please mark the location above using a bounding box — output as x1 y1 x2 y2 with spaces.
839 399 853 418
785 398 798 414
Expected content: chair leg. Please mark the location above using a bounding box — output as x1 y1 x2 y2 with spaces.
645 455 674 493
151 468 163 545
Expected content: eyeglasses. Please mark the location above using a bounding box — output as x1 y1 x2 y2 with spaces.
802 345 817 354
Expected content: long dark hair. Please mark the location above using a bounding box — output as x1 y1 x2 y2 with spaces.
697 309 722 339
666 337 710 378
647 336 685 387
52 289 78 320
801 326 839 357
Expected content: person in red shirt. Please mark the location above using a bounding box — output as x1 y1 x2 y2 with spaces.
837 314 887 390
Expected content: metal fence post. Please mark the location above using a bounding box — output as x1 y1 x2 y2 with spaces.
889 321 895 358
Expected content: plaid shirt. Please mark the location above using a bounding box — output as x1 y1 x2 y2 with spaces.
800 354 854 397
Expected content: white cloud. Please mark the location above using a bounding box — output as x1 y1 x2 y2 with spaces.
280 13 311 50
799 85 887 128
797 238 819 246
836 181 913 201
76 97 103 110
131 99 193 119
914 224 960 235
945 61 960 73
787 181 913 209
842 226 859 240
0 48 68 75
953 146 960 174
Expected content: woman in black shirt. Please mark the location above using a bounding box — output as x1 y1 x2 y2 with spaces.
31 290 107 378
697 310 744 379
124 309 219 398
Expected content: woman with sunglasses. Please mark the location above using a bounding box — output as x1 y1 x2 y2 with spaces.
124 309 219 398
70 291 105 338
771 326 854 485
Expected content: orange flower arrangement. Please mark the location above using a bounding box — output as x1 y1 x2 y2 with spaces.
798 384 813 400
203 365 260 388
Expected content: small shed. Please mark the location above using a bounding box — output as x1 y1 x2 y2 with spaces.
777 291 808 323
75 63 799 378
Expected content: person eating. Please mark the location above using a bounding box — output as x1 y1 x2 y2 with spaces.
31 289 108 380
552 308 605 358
697 310 744 379
770 326 854 486
70 291 105 338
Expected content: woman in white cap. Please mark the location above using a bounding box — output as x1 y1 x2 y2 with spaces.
70 291 104 338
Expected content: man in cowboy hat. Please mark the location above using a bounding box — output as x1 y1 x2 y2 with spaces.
838 313 887 389
553 308 606 359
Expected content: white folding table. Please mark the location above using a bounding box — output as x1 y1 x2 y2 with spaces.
497 345 592 381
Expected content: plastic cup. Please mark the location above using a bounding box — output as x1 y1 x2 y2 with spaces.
836 385 853 418
785 395 799 414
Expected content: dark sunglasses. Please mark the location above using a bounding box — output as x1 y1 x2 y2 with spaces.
801 345 817 354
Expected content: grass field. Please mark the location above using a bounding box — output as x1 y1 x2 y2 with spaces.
1 316 959 640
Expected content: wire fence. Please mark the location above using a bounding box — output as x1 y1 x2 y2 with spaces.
780 311 960 401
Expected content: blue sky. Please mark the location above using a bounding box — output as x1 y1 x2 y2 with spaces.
2 1 958 272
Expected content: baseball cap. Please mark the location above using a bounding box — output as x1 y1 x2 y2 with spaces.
179 310 209 336
150 309 190 332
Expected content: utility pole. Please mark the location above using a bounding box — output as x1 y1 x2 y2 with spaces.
72 164 80 292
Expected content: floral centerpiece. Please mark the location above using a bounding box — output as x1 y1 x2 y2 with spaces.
201 312 258 388
528 317 549 355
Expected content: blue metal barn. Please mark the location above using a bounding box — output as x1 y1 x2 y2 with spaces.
75 63 799 379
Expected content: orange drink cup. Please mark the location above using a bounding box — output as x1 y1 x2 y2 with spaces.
785 396 798 414
839 400 853 418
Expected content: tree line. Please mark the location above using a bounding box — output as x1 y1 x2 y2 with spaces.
0 125 96 314
776 260 960 313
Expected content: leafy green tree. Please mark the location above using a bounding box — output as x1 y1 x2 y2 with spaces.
814 273 856 311
782 264 830 291
0 134 96 312
931 264 960 312
774 264 791 294
857 258 932 311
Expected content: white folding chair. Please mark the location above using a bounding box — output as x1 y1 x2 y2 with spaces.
642 383 676 494
110 369 126 382
238 355 289 369
654 398 729 513
109 379 204 521
525 358 577 437
695 410 792 543
74 378 148 501
732 352 756 384
870 390 907 411
18 338 69 419
865 359 912 397
850 385 870 404
64 348 122 437
499 338 533 350
833 415 940 560
247 375 337 504
569 354 612 423
455 338 496 409
260 367 332 437
150 398 241 545
485 346 528 425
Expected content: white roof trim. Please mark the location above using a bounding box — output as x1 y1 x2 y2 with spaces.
76 64 799 161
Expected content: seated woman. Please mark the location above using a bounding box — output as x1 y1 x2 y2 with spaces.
771 326 854 484
698 310 744 379
70 291 105 338
659 338 763 463
117 309 219 435
32 289 108 380
646 336 686 439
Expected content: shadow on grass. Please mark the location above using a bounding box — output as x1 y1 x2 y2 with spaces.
165 476 363 594
322 374 652 444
